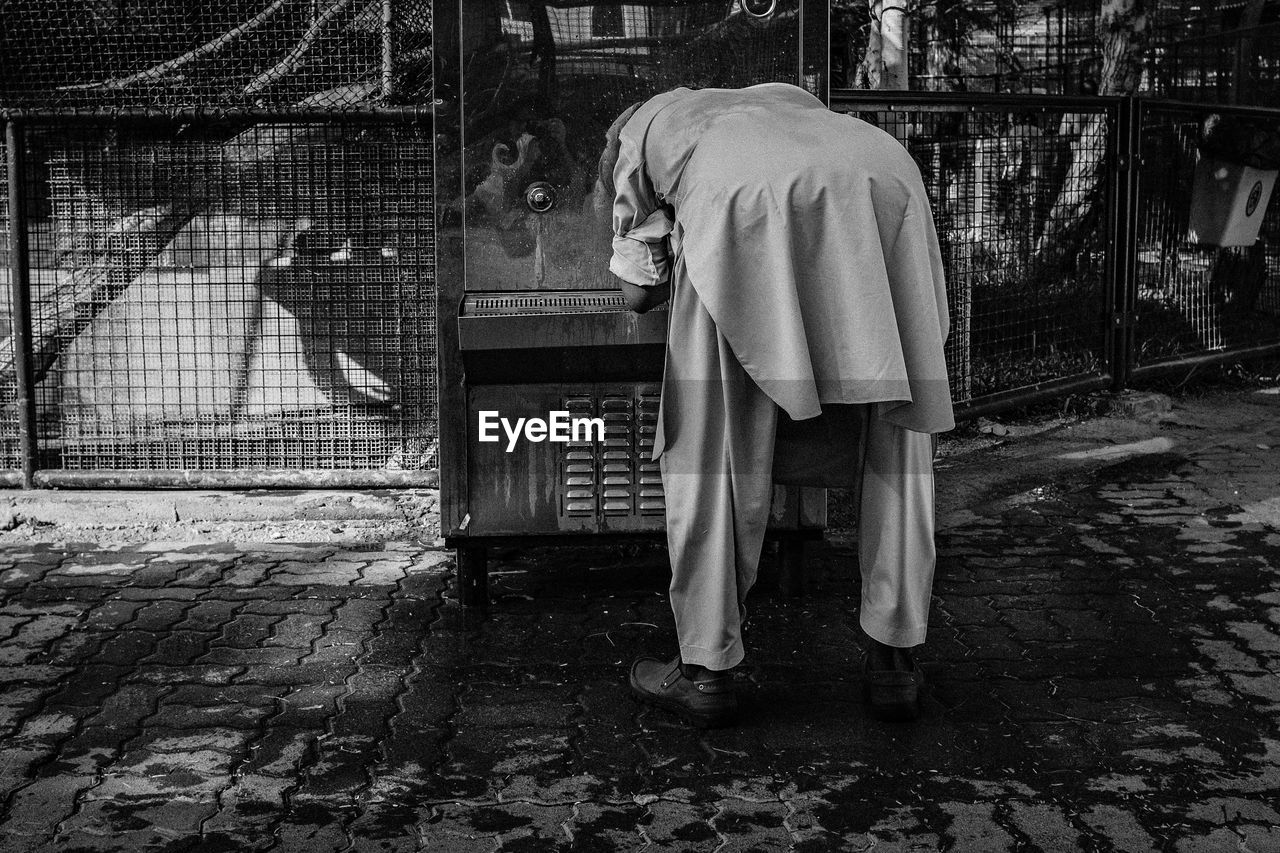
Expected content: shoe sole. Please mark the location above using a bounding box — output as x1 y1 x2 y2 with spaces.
628 680 738 729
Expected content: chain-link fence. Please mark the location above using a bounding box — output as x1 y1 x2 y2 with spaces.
3 112 437 486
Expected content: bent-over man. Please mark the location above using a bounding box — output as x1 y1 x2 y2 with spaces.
602 83 953 725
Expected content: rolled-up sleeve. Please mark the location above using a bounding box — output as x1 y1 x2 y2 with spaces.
610 130 674 288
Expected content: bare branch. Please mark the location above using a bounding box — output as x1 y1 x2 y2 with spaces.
67 0 291 91
242 0 359 96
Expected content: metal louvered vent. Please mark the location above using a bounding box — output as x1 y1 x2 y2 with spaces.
466 291 668 316
556 387 666 524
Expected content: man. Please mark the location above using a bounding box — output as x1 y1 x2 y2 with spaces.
602 83 952 726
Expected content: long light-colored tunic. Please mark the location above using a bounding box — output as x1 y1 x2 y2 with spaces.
608 83 951 669
610 82 954 439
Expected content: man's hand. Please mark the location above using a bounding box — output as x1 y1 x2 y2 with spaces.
618 279 670 314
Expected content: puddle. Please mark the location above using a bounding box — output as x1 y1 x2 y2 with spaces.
1057 436 1176 462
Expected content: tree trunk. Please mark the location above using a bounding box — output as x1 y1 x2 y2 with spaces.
878 0 908 90
859 0 883 89
1036 0 1149 262
920 0 964 92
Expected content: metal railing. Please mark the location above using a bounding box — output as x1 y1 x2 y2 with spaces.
1 93 1278 488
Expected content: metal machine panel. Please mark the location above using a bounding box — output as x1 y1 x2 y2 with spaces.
464 383 824 537
434 2 831 554
442 1 814 295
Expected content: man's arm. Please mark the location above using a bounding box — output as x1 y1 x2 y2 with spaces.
604 104 674 315
618 278 670 314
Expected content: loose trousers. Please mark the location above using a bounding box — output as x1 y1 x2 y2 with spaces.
657 279 938 671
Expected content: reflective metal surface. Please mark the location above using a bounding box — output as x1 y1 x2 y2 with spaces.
438 1 808 292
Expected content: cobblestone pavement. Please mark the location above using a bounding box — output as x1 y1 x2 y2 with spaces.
1 391 1280 851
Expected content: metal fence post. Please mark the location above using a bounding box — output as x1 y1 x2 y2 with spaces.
1109 96 1141 393
5 119 40 488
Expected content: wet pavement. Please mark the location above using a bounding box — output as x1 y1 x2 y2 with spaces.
1 389 1279 851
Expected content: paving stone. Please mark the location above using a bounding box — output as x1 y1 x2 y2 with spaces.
419 807 503 853
201 646 309 668
3 746 118 842
243 598 340 617
81 600 146 632
113 586 203 602
1237 824 1280 853
92 630 164 666
1082 805 1159 852
147 701 273 730
272 803 355 852
937 801 1016 851
82 683 167 730
713 799 793 851
232 661 351 687
0 664 75 686
862 805 943 851
1174 828 1253 853
1185 796 1280 825
347 801 427 852
1006 801 1083 852
61 793 220 840
209 613 284 649
268 683 348 729
175 600 243 633
130 728 256 756
129 663 243 686
265 612 334 650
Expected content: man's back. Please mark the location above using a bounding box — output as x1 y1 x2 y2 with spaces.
635 83 921 218
615 82 954 434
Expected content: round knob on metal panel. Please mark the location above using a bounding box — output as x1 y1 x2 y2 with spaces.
524 182 556 213
740 0 777 19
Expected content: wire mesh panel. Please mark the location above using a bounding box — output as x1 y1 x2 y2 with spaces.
0 126 22 471
1145 18 1280 109
19 115 436 473
1133 103 1280 368
831 96 1115 406
0 1 432 110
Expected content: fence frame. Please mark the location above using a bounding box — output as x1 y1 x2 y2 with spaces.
1126 97 1280 382
0 105 438 489
2 93 1279 489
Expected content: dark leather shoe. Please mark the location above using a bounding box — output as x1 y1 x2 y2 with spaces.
862 649 923 722
629 655 738 728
